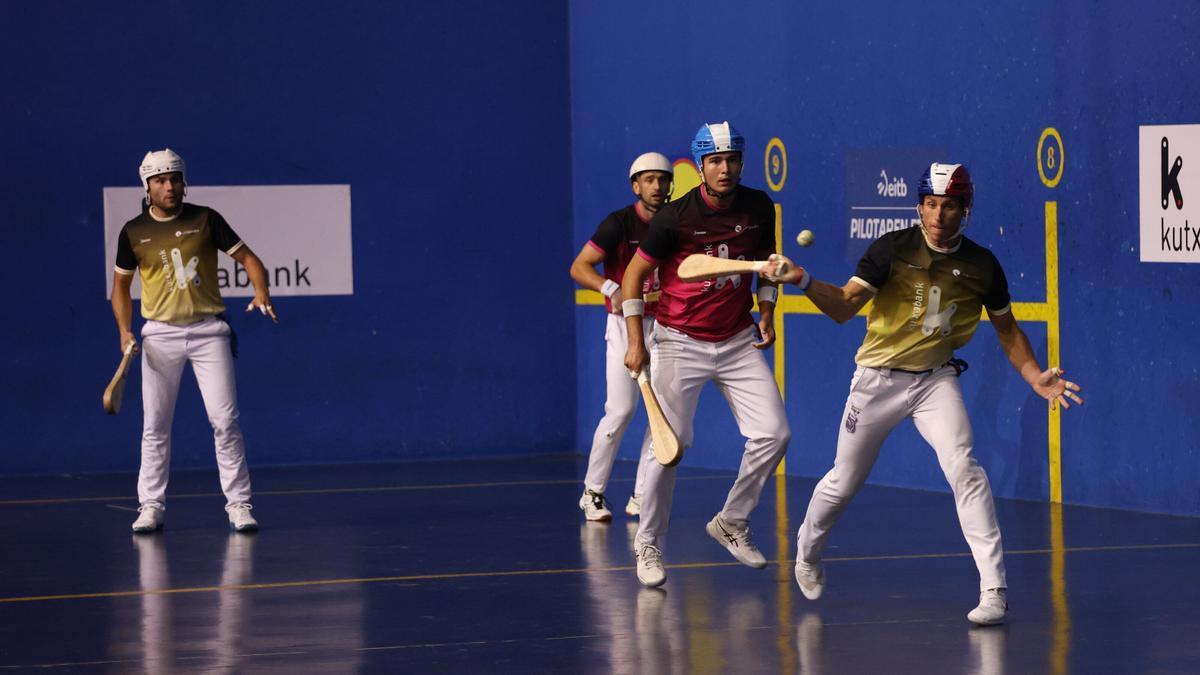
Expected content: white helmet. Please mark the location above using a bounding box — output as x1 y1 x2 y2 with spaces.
139 149 187 190
629 152 673 180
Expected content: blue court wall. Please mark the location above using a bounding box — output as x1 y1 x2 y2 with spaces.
570 1 1200 516
0 3 574 474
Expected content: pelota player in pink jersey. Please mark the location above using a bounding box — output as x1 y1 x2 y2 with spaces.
570 152 673 521
621 122 791 588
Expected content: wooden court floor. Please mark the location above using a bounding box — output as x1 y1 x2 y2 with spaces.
1 456 1198 673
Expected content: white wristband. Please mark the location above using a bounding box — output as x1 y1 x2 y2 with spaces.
600 279 620 298
756 286 778 305
622 299 645 317
796 269 812 292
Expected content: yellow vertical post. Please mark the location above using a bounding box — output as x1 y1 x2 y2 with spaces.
774 473 795 670
773 204 787 476
1046 201 1062 504
1049 502 1070 674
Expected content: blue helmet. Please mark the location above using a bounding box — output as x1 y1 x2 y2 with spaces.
691 121 745 170
918 163 973 210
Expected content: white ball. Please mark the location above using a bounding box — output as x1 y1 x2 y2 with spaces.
796 229 814 247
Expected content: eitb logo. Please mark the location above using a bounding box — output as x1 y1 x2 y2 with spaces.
1162 137 1183 209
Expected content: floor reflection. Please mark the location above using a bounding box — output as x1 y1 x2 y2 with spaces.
116 531 365 672
132 534 173 674
581 522 688 674
795 612 826 674
967 626 1007 675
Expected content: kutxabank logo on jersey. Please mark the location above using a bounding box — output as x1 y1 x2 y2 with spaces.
1140 124 1200 263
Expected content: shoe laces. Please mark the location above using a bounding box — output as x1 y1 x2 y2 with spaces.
230 504 253 517
638 544 663 567
980 588 1007 608
721 519 757 550
797 561 821 582
137 504 162 515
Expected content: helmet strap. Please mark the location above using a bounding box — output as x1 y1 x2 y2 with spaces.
703 181 736 201
918 209 969 252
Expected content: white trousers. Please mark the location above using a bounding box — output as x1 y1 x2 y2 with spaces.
138 316 252 510
583 314 657 496
636 323 790 548
796 365 1006 590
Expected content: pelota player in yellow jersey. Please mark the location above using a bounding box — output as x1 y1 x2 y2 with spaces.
111 149 277 534
767 163 1083 625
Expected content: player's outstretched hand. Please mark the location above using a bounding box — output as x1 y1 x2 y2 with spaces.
246 295 279 323
1033 367 1083 410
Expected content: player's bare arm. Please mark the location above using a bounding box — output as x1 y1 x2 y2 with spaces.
229 245 278 323
807 279 873 324
989 308 1083 409
762 254 871 323
111 271 138 353
753 275 779 349
570 245 621 313
621 253 655 373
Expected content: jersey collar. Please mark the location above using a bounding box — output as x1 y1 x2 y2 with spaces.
634 200 654 224
699 184 734 212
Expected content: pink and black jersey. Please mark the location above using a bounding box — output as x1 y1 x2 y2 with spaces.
587 202 661 315
637 185 776 342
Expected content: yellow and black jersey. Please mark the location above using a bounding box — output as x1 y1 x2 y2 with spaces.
115 204 243 324
851 227 1011 371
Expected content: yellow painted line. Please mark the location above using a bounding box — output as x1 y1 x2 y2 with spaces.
1050 502 1069 675
773 473 794 670
1010 301 1052 322
0 475 733 507
1046 201 1063 504
4 540 1196 605
576 289 604 305
774 204 787 476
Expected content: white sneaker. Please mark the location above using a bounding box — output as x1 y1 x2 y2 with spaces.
636 543 667 587
625 494 641 517
967 588 1008 625
131 504 164 533
579 489 612 522
705 514 767 568
794 560 825 600
228 504 259 532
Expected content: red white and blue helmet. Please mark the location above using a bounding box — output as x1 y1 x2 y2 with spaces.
691 121 745 170
918 163 973 210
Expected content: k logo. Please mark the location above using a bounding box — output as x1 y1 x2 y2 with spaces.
1162 137 1183 210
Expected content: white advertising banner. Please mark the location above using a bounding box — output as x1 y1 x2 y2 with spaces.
1139 124 1200 263
103 185 353 297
